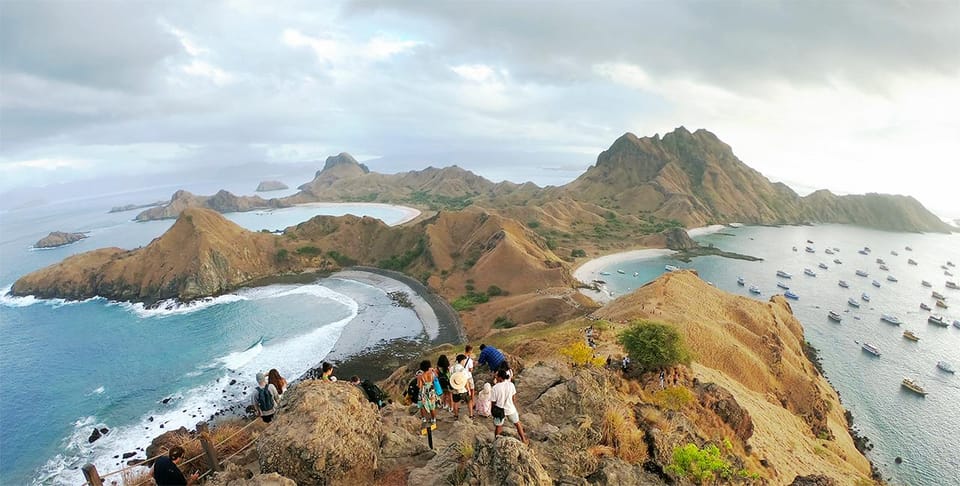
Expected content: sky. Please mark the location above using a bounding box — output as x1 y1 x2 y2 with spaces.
1 0 958 216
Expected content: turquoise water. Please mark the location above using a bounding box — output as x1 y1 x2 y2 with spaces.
588 225 960 485
0 195 422 485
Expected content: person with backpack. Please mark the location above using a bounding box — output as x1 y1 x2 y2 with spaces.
352 375 390 408
436 354 454 412
252 372 280 423
415 360 439 434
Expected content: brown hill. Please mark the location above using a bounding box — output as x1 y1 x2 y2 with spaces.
135 189 289 221
800 190 950 233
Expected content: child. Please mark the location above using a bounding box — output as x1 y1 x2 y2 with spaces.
475 382 493 417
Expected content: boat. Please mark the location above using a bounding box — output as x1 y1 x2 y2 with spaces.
858 249 868 255
818 263 828 270
664 265 679 272
776 270 792 279
838 280 850 288
828 311 842 322
949 261 956 268
880 314 902 325
879 264 889 271
946 271 954 277
901 378 928 396
777 281 790 290
935 300 948 309
954 320 960 329
861 343 881 357
617 269 625 274
937 361 955 374
902 330 919 341
922 280 932 287
599 271 611 276
792 246 797 252
908 259 918 265
633 272 639 277
825 248 835 255
785 290 799 300
947 281 959 289
864 246 871 252
861 293 870 302
886 275 898 282
804 268 817 277
806 239 814 244
834 258 842 264
856 270 869 277
928 315 947 326
932 291 945 300
891 250 899 256
737 276 745 286
872 280 881 288
905 246 913 251
805 246 815 253
848 297 860 308
749 286 761 295
942 265 949 270
876 258 885 264
833 247 840 252
920 303 932 311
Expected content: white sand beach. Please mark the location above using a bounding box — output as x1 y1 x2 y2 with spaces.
573 249 676 304
295 202 422 226
686 224 730 238
331 269 439 340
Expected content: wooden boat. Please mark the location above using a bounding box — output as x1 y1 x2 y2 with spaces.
901 378 928 396
902 330 919 342
928 315 947 327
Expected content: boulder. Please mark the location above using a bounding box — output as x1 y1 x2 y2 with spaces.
789 475 838 486
145 426 190 460
205 464 297 486
475 436 552 486
585 458 665 485
257 380 382 485
694 381 754 441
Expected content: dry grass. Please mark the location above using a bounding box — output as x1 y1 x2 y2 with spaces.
600 408 648 464
652 386 695 411
156 418 258 477
639 406 667 428
118 467 154 486
376 466 409 486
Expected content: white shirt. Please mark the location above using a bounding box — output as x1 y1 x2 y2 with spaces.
489 380 517 416
465 356 475 379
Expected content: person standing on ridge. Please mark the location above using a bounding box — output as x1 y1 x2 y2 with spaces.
490 369 528 444
416 360 439 434
436 354 454 411
252 372 280 423
152 445 199 486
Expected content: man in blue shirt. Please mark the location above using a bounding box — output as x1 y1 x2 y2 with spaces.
477 344 505 371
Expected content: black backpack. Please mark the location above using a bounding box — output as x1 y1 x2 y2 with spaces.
360 380 389 408
404 378 419 403
256 386 274 412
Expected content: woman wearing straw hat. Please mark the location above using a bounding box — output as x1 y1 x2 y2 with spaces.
450 357 474 419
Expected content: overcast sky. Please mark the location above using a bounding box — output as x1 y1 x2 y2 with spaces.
1 0 958 215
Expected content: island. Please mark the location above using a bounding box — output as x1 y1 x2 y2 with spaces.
108 201 166 213
34 231 88 249
255 180 289 192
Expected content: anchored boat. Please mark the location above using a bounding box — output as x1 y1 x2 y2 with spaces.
902 330 919 342
856 270 869 277
901 378 928 396
785 290 799 300
838 280 850 288
880 314 902 325
928 315 947 327
861 343 881 357
828 311 842 322
937 361 955 374
848 297 861 308
776 270 792 279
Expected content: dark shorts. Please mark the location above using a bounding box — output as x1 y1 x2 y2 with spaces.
261 413 274 423
453 392 470 403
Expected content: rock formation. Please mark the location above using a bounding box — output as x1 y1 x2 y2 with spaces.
255 180 289 192
34 231 88 248
135 189 289 221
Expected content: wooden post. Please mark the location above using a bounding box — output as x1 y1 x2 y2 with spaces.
81 463 103 486
197 422 222 473
426 423 434 450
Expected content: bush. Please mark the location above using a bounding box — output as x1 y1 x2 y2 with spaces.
618 320 691 372
296 245 322 256
326 251 356 267
493 316 515 329
666 443 732 484
527 220 540 229
451 292 489 311
653 386 694 411
274 248 289 263
486 285 503 296
571 248 587 258
559 341 605 367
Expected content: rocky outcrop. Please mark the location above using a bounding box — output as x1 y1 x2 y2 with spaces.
135 189 289 221
205 464 296 486
257 380 382 485
255 180 289 192
34 231 87 248
694 380 754 441
790 475 837 486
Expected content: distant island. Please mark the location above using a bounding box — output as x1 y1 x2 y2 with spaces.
34 231 88 249
256 180 289 192
108 201 166 213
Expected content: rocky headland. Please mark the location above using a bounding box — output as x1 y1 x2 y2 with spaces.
255 180 289 192
108 200 166 213
34 231 88 248
135 189 290 221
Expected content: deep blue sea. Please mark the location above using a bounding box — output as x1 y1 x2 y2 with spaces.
0 187 424 485
584 224 960 486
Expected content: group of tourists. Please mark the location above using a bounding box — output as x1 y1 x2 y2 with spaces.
407 343 527 444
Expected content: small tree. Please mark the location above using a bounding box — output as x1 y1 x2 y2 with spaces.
618 320 691 372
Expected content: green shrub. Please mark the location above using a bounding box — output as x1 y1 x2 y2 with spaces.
451 292 490 311
527 220 540 229
653 386 694 411
274 248 289 263
486 285 503 296
571 248 587 258
493 316 515 329
296 246 322 256
666 444 732 484
617 320 691 373
326 251 356 267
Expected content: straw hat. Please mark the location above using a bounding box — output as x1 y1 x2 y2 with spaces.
449 371 469 393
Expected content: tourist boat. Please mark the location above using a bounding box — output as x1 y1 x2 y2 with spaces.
872 280 881 288
848 297 861 308
886 275 898 282
949 261 956 268
777 281 790 290
785 290 799 300
928 315 947 327
633 272 639 277
954 320 960 329
858 249 869 255
617 269 625 274
828 311 842 322
876 258 885 265
908 259 918 265
932 291 945 300
806 239 814 244
805 246 815 253
861 343 881 357
664 265 679 272
946 270 954 277
792 246 797 252
833 247 840 252
856 270 869 277
935 300 948 309
776 270 792 279
922 280 932 288
937 361 956 374
838 280 850 288
737 276 745 286
825 248 835 255
599 271 611 276
818 263 828 270
947 281 959 289
901 378 928 396
920 303 932 311
834 258 842 264
749 286 761 295
905 246 913 251
861 293 870 302
902 330 919 341
880 314 902 325
864 247 871 252
804 268 817 277
891 250 899 256
879 264 889 271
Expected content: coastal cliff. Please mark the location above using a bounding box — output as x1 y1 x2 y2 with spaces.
135 189 289 221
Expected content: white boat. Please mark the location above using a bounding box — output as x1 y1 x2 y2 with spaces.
664 265 679 272
828 311 842 322
947 281 959 289
804 268 817 277
737 276 745 286
891 250 899 256
901 378 928 396
905 246 913 251
880 314 902 325
805 246 815 253
879 264 889 271
858 249 869 255
861 293 870 302
872 280 881 288
785 290 799 300
856 270 869 277
599 271 611 276
834 259 842 264
838 280 850 288
617 269 625 274
908 259 918 265
861 343 881 357
946 270 955 277
833 247 840 252
937 361 955 374
920 302 932 311
776 270 793 279
922 280 932 288
777 281 790 290
633 272 639 277
848 297 860 308
928 315 947 327
876 258 886 265
932 291 945 300
949 261 956 268
886 275 898 282
954 320 960 329
749 286 761 295
825 248 835 255
818 263 828 270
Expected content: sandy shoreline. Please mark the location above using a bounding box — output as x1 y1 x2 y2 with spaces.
686 224 730 238
294 202 422 226
573 249 675 304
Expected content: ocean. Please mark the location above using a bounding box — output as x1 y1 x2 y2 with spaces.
584 224 960 486
0 188 427 485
